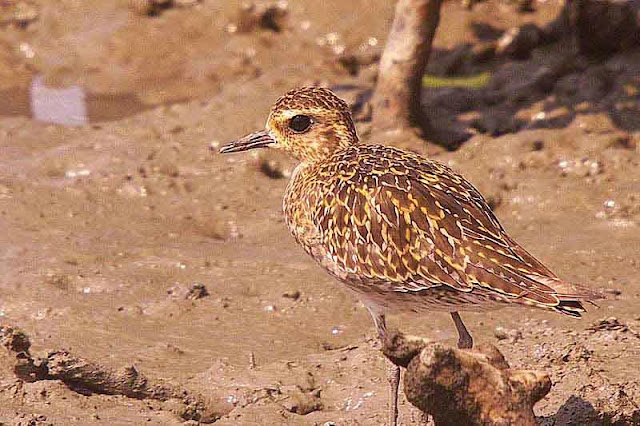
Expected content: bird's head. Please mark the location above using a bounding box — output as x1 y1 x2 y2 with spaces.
220 87 358 163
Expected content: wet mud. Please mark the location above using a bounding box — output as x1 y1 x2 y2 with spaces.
0 0 639 424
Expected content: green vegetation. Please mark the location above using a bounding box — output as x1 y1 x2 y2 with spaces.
422 72 491 89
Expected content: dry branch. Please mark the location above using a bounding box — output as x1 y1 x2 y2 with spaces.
1 325 226 423
382 330 552 426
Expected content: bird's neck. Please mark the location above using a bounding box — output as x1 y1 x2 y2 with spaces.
294 140 358 165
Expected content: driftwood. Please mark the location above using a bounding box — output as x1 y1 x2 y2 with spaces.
371 0 443 131
382 330 551 426
0 325 226 423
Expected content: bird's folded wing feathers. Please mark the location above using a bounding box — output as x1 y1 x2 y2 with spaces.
313 153 592 308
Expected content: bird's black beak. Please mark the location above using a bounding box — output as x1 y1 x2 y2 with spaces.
219 130 276 154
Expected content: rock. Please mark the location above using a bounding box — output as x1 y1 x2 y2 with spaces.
557 342 592 363
517 0 535 13
337 51 381 76
587 317 640 337
471 41 496 63
12 1 39 27
574 0 640 55
428 45 471 76
555 66 614 103
609 133 636 150
282 389 323 415
0 1 39 27
258 158 285 179
431 88 477 113
0 325 32 353
329 85 374 122
494 326 523 343
129 0 169 16
494 327 508 340
186 283 209 300
531 140 545 151
496 24 542 59
174 0 200 6
471 109 524 136
493 326 522 343
282 290 301 301
129 0 199 16
229 2 289 34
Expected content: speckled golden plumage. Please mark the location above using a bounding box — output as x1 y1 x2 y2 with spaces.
221 87 598 338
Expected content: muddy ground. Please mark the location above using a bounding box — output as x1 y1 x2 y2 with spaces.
0 0 639 424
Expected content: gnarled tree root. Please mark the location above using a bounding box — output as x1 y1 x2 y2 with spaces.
382 329 551 426
1 325 227 423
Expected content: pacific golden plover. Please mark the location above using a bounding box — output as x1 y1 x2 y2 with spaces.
220 87 598 425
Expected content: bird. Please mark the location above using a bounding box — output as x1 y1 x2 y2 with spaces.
219 86 599 425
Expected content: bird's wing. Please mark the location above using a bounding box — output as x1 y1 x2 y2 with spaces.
313 147 585 310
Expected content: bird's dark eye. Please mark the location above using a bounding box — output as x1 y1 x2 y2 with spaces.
288 115 313 133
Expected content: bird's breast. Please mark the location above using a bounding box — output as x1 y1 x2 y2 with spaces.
282 163 322 250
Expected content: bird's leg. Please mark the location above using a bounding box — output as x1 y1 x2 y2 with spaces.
450 311 473 349
367 307 400 426
387 362 400 426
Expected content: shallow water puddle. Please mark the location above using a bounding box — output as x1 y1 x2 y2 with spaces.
0 76 155 126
